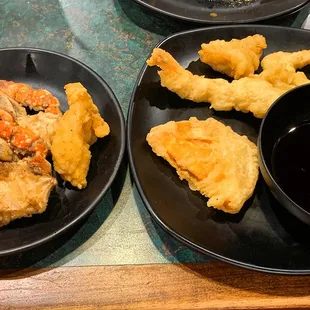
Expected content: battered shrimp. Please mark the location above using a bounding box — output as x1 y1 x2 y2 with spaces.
147 48 288 118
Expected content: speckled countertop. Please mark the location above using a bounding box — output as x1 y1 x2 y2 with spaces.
0 0 308 268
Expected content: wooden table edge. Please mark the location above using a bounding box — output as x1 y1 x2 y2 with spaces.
1 261 310 309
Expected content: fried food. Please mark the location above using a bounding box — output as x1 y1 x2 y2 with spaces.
51 82 110 189
0 92 60 150
199 34 267 79
259 50 310 90
0 84 60 227
0 138 13 162
0 107 48 159
147 117 259 214
0 157 56 227
0 91 26 119
0 119 47 158
0 79 112 226
0 79 109 226
18 112 60 149
0 80 61 115
147 48 286 118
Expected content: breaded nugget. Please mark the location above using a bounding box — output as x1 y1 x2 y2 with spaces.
147 117 259 214
51 83 110 189
199 34 267 79
147 48 287 118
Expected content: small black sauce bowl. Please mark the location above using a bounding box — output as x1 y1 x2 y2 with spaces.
258 83 310 225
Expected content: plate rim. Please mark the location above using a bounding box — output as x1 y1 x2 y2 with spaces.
0 47 126 256
132 0 310 24
127 25 310 275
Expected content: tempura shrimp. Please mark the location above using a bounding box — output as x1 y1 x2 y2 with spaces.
147 48 287 118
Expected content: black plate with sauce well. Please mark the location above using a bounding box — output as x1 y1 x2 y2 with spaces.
132 0 309 24
0 48 125 256
259 84 310 226
127 25 310 274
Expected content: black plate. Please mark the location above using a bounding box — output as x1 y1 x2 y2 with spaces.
0 48 125 256
133 0 309 24
128 25 310 274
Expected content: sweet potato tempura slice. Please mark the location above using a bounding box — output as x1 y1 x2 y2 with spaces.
199 34 267 79
147 117 259 214
51 82 110 189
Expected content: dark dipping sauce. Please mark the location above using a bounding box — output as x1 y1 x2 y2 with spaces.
272 122 310 212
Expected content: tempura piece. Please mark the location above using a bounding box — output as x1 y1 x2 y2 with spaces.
147 48 287 118
147 117 259 214
0 91 61 150
199 34 267 79
0 157 56 227
18 112 61 150
0 138 13 162
259 50 310 90
51 83 110 189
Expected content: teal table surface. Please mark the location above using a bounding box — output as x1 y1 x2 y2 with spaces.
0 0 309 268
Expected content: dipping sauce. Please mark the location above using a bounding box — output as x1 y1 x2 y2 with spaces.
271 122 310 211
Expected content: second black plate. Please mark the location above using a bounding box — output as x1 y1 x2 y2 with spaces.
133 0 309 24
128 25 310 274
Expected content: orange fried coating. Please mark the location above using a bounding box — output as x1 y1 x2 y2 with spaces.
199 34 267 79
0 80 61 115
146 117 259 214
51 82 110 189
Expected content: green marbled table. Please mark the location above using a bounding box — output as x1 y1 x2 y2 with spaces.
0 0 308 268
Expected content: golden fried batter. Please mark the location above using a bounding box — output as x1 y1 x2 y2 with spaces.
259 50 310 90
199 34 267 79
51 83 110 189
147 117 259 214
0 158 56 227
147 48 286 118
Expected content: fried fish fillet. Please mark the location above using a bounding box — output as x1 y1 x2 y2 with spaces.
259 50 310 90
0 158 56 227
51 82 110 189
147 48 286 118
146 117 259 214
199 34 267 79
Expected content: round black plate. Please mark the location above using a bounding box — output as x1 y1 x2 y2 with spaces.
0 48 125 256
128 25 310 274
133 0 309 24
